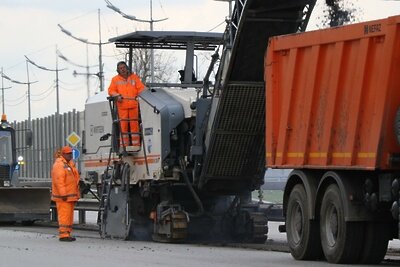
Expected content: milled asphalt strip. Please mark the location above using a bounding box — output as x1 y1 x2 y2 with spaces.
10 221 400 263
27 221 292 252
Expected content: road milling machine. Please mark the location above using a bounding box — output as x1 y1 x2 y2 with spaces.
85 0 316 242
0 114 50 223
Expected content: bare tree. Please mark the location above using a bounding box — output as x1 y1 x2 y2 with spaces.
115 48 176 84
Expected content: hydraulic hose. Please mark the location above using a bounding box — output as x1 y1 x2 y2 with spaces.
178 157 204 217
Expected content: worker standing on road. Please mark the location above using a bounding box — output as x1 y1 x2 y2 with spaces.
51 146 80 242
108 61 145 149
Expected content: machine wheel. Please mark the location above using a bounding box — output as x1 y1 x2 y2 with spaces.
286 184 322 260
152 208 188 243
320 184 364 263
231 211 268 243
249 212 268 243
359 222 390 264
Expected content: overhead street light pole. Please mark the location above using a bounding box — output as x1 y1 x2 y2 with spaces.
26 61 31 123
105 0 168 83
97 9 104 93
149 0 154 83
1 68 12 115
57 48 97 99
25 53 67 148
25 53 67 149
25 54 67 115
2 70 38 125
73 70 101 79
58 9 108 92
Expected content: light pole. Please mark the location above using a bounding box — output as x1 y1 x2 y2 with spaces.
57 48 97 99
105 0 168 83
58 9 108 92
0 68 12 115
25 54 67 148
97 9 104 92
25 55 67 115
1 70 38 124
72 69 100 90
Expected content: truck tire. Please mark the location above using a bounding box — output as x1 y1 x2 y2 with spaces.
320 184 364 263
286 184 322 260
359 222 389 264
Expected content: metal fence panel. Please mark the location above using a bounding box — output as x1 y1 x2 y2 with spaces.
13 110 84 180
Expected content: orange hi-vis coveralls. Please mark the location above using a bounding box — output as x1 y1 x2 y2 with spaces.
108 73 145 146
51 156 80 239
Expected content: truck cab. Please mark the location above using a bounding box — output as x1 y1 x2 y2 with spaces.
0 114 50 223
0 114 17 186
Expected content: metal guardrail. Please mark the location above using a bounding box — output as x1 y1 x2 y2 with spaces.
50 198 99 224
18 177 52 187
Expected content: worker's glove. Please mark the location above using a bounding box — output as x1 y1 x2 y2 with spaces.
79 180 91 195
108 94 122 102
115 95 122 102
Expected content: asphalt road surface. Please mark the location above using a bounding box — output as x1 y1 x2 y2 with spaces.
0 213 400 267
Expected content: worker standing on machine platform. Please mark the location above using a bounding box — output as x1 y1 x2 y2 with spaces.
51 146 80 242
108 61 145 149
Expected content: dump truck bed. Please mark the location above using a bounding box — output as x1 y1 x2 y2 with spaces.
265 15 400 170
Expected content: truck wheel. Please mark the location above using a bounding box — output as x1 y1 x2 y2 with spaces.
359 222 389 264
320 184 364 263
286 184 322 260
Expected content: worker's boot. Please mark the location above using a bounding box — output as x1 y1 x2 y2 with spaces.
59 236 76 242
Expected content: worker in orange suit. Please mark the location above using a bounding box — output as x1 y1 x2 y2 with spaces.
51 146 80 242
108 61 145 148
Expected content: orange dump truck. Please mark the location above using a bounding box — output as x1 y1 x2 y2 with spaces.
265 15 400 264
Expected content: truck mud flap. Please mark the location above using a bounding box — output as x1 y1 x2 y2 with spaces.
0 187 51 222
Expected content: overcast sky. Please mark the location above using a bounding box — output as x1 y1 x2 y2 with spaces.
1 0 400 122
